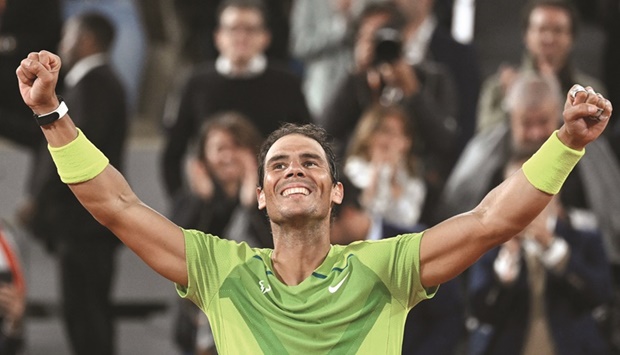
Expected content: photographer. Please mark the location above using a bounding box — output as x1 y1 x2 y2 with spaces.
321 2 460 225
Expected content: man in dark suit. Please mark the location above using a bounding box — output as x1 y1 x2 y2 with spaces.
21 12 127 355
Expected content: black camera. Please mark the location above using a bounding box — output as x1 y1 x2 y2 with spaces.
372 27 403 65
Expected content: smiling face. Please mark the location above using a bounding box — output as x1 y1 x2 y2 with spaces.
257 134 343 225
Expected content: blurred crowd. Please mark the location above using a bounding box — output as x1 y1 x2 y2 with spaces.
1 0 620 354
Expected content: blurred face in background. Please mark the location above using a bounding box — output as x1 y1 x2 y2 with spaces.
215 6 270 68
370 113 411 160
525 5 573 71
510 99 560 156
203 128 246 183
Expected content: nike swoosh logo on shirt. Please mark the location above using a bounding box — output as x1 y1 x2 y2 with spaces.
328 273 350 293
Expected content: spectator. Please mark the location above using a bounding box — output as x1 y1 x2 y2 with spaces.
343 103 426 234
170 111 272 252
394 0 481 153
467 155 613 355
63 0 147 113
321 2 459 226
0 223 26 355
170 112 272 355
161 0 310 198
476 0 605 133
18 12 128 355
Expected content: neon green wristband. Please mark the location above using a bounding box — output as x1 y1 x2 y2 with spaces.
48 128 109 184
522 130 584 195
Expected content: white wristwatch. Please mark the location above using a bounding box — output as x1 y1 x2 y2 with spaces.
34 97 69 126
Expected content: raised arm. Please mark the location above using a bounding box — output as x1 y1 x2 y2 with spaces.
418 84 612 288
16 51 188 286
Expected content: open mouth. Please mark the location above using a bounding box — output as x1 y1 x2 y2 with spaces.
282 187 310 197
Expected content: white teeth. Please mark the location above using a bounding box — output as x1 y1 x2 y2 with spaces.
282 187 310 196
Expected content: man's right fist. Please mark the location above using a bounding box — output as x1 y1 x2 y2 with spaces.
15 50 62 115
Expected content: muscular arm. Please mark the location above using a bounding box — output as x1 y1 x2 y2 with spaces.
17 51 188 286
418 86 613 288
420 168 549 287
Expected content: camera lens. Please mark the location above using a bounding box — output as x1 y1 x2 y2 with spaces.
373 27 402 65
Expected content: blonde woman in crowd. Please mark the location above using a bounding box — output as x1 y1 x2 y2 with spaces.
344 104 426 235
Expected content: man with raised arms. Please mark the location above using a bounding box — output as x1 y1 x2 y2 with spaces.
15 50 612 354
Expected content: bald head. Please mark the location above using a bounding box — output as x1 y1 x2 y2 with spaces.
506 73 563 155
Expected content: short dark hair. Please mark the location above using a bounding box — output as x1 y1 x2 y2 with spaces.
521 0 580 37
258 123 339 189
76 12 116 52
216 0 269 29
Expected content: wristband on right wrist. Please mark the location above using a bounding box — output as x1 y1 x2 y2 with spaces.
48 128 109 184
522 130 584 195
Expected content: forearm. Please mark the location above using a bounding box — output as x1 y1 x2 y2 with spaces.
475 171 552 245
420 177 550 287
42 115 137 238
470 129 585 247
41 115 188 284
74 170 188 284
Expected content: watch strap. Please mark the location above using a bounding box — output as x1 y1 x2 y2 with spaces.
34 97 68 126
